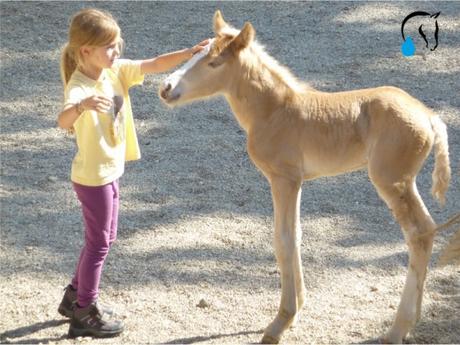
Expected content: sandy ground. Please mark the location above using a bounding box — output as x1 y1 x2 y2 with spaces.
1 1 459 344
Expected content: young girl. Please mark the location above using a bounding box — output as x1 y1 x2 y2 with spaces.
57 8 208 338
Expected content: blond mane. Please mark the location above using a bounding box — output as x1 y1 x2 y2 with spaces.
243 41 311 95
216 25 311 96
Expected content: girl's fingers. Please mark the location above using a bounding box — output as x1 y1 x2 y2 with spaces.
192 46 204 54
190 39 211 56
85 95 113 112
97 98 113 110
199 38 210 46
96 96 113 105
93 99 111 112
96 105 111 113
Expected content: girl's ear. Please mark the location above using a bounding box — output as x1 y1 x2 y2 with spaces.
80 45 92 59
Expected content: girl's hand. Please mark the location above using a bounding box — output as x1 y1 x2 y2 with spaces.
188 39 211 57
81 95 113 113
58 95 113 130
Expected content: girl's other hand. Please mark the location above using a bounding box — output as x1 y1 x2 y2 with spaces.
188 39 211 57
82 95 113 113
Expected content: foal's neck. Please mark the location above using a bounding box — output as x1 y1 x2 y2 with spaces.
225 50 301 133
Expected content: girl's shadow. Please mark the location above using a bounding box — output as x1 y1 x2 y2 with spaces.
0 319 69 344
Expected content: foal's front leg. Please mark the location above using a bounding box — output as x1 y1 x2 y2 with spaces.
262 176 304 344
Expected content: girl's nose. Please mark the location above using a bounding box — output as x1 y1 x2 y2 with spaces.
114 45 120 57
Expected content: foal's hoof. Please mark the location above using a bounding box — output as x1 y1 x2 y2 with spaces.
261 334 280 344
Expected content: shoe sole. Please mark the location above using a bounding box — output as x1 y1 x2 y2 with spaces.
68 326 123 339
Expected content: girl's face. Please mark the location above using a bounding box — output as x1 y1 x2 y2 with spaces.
81 37 121 72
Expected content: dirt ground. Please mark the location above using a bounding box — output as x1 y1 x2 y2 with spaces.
1 1 459 344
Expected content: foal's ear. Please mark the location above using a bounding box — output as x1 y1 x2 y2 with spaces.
213 10 228 34
228 22 255 53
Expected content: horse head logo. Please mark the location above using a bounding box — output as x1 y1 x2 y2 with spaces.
401 11 440 57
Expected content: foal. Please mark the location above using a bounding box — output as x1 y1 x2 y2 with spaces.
159 11 451 344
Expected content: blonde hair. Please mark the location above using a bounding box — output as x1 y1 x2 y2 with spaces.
60 8 122 86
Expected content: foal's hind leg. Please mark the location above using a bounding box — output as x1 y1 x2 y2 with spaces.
262 176 304 344
370 174 436 343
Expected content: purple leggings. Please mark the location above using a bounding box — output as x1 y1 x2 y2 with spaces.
71 180 119 307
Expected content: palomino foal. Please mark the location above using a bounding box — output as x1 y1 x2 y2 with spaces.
159 11 451 344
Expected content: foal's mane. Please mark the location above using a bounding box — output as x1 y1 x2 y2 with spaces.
212 26 312 98
246 41 312 95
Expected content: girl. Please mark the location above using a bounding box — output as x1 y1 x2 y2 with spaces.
57 8 208 338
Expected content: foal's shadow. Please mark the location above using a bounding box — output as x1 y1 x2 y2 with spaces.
356 337 384 344
164 328 265 344
0 319 69 344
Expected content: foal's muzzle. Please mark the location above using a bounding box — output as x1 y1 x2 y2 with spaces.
159 81 180 104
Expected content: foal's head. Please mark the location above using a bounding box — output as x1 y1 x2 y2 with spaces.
159 10 255 106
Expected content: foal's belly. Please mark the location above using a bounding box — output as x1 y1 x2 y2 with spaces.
301 142 368 180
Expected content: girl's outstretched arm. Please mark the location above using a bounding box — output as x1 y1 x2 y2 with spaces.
140 39 209 74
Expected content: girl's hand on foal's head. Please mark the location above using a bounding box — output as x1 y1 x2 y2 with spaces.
188 39 211 57
81 95 113 114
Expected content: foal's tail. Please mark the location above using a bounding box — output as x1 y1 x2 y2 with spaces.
430 115 451 206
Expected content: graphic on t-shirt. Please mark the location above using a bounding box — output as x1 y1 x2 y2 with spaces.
111 95 125 145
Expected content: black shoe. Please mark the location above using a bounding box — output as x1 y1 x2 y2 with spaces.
58 285 77 318
58 285 114 318
68 302 123 338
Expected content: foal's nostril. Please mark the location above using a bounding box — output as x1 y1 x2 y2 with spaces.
160 83 172 99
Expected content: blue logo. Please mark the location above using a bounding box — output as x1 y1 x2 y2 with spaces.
401 11 440 57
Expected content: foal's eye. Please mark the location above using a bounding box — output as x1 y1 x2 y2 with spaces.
208 58 224 68
208 61 219 68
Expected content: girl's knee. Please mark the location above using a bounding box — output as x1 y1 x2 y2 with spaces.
85 239 111 258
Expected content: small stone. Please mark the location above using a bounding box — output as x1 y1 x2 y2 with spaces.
370 286 378 292
48 176 58 182
196 298 210 308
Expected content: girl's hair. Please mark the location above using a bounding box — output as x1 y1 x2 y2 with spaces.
60 8 122 86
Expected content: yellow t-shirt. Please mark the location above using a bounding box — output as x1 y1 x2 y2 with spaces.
64 59 144 186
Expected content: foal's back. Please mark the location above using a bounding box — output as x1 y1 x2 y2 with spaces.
272 86 436 179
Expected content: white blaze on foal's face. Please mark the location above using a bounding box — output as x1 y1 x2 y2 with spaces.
160 39 215 105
